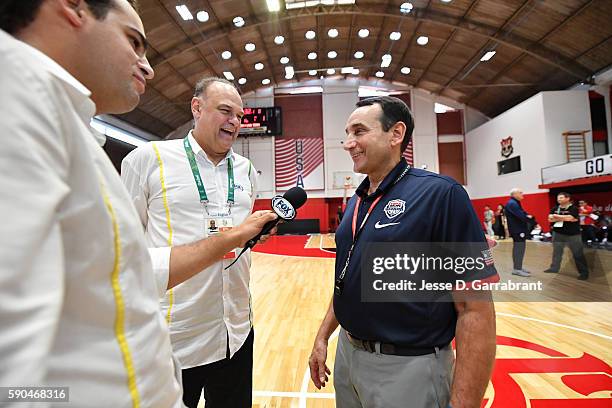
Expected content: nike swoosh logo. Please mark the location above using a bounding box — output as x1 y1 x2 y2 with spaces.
374 221 400 229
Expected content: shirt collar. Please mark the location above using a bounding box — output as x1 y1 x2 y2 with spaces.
187 130 234 166
355 158 409 199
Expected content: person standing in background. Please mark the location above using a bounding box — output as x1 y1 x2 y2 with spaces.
493 204 506 239
505 188 533 277
545 193 589 280
578 199 597 245
483 205 495 236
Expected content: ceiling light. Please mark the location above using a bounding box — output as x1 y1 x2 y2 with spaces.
196 11 209 22
309 70 317 76
480 50 497 62
358 28 369 38
417 36 429 45
328 50 338 59
400 66 411 74
389 31 401 41
381 54 392 68
245 43 256 52
375 71 384 78
266 0 281 12
221 50 232 60
400 2 413 13
354 51 364 59
308 52 317 60
440 0 452 3
233 16 245 27
285 66 294 79
223 71 235 81
280 56 290 64
254 62 264 70
305 30 316 40
352 68 359 75
238 77 247 85
328 28 339 38
327 68 336 75
262 78 271 85
274 35 285 45
341 66 353 74
176 5 193 21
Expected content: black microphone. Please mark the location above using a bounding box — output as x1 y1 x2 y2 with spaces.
245 187 307 248
224 187 307 269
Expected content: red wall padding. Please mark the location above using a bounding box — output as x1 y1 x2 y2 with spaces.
471 193 553 233
254 198 330 233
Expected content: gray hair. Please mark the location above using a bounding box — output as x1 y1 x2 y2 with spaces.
193 77 237 98
510 188 522 196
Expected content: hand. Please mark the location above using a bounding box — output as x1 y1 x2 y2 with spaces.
235 210 278 247
309 339 331 389
527 214 533 219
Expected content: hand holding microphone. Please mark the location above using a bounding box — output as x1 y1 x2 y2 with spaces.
244 187 307 249
225 187 307 269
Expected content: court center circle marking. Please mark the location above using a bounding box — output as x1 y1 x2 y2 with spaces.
251 313 612 405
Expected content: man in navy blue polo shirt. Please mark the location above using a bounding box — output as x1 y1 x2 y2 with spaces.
505 188 533 277
308 96 498 408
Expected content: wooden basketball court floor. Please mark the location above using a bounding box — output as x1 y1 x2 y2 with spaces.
205 234 612 407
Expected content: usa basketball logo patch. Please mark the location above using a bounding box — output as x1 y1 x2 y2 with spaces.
383 199 405 219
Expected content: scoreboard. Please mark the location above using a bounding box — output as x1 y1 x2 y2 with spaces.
239 107 282 136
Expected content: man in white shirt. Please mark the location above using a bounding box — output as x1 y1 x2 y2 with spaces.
0 1 275 406
121 77 259 408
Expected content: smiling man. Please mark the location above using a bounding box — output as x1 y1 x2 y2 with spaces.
308 96 497 408
121 77 259 408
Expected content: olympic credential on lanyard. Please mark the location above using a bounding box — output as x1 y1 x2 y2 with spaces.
183 136 235 215
335 163 410 295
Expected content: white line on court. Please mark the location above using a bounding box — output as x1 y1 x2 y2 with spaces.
496 312 612 341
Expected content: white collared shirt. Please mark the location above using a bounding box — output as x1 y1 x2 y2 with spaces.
0 31 183 407
121 131 257 368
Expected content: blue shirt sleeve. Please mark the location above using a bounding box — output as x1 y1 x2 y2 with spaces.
505 200 530 223
433 184 498 282
434 184 486 243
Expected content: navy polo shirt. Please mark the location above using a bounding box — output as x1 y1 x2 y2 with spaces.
334 159 498 347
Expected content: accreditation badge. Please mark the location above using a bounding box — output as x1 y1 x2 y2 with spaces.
204 217 236 259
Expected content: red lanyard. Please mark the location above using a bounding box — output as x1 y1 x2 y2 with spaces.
335 162 410 296
352 195 383 240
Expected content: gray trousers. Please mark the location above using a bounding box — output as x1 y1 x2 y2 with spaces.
334 329 454 408
550 232 589 276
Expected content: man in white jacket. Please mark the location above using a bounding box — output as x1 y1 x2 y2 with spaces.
0 1 274 406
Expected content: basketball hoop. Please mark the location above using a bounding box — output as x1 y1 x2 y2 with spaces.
343 176 352 190
342 176 352 208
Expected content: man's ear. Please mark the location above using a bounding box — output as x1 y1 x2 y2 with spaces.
390 121 407 149
191 97 202 118
59 0 87 28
